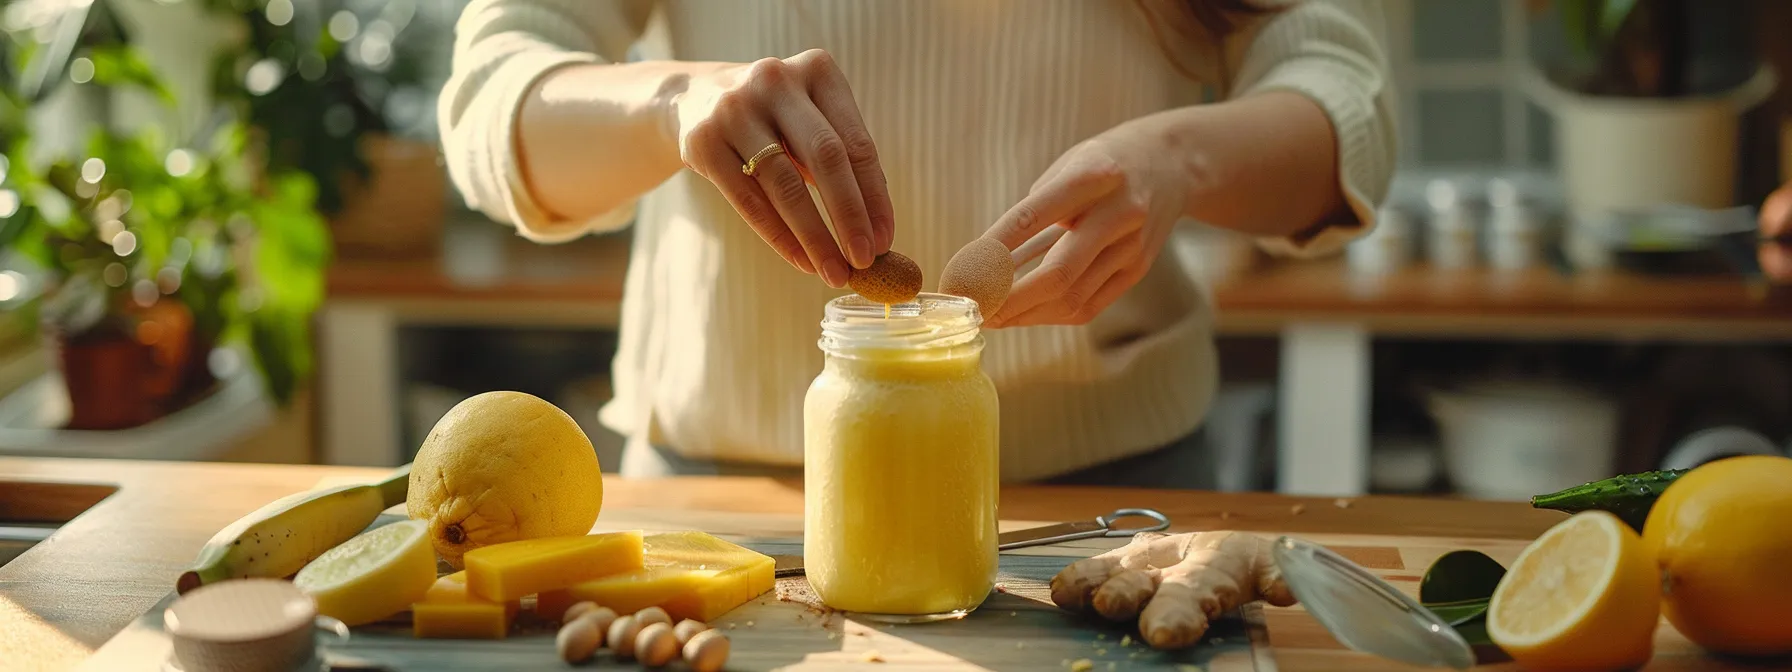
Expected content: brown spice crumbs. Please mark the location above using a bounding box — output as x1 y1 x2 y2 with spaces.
1291 504 1306 515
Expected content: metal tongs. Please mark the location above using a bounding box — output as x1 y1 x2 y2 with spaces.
771 508 1171 578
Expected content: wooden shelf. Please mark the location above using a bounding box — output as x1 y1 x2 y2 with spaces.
327 223 629 303
327 222 1792 340
1211 260 1792 340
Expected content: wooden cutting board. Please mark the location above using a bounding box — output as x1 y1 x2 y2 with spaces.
78 505 1746 672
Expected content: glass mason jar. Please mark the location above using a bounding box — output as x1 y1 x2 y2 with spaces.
803 293 1000 620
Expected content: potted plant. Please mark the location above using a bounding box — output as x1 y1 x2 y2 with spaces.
0 1 329 429
1524 0 1777 268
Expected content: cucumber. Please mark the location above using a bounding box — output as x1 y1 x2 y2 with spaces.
1529 469 1689 531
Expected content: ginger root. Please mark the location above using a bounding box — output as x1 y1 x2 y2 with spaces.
1050 531 1296 650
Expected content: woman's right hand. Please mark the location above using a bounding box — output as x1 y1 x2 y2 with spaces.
671 49 894 288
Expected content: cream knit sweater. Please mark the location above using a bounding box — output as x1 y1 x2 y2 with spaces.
440 0 1396 481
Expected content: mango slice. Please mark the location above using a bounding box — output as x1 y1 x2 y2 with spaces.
464 531 644 602
412 571 517 639
537 531 773 622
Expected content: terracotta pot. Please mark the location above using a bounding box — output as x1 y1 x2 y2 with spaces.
51 300 203 430
53 324 156 430
330 134 447 259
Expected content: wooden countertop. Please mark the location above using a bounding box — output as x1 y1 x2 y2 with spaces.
0 457 1747 671
326 224 1792 338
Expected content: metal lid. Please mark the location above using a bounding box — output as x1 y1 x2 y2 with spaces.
1272 536 1475 670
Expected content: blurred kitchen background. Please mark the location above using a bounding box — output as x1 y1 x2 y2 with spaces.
2 0 1790 500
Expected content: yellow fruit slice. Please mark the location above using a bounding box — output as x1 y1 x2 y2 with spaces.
1487 510 1660 672
1643 454 1792 655
294 519 436 626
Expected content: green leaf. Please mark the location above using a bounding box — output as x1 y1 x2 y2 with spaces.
1454 618 1495 648
85 46 176 105
1421 550 1508 607
1421 550 1508 647
1595 0 1638 44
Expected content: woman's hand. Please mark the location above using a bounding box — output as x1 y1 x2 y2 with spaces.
982 116 1187 328
671 49 895 288
1759 182 1792 282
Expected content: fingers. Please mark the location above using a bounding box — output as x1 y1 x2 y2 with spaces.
794 49 895 258
693 141 813 274
773 95 877 270
737 131 852 288
1011 224 1067 268
997 233 1142 328
985 161 1123 251
1759 185 1792 282
990 196 1144 326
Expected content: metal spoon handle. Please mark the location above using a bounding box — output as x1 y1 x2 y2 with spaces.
996 508 1171 551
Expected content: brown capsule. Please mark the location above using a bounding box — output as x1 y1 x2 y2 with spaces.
848 251 923 305
635 622 679 667
939 237 1014 317
683 629 731 672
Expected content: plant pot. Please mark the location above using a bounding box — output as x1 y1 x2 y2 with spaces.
330 134 447 259
49 300 203 430
1523 65 1777 268
51 324 156 430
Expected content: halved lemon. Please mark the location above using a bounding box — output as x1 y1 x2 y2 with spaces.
294 519 437 626
1487 510 1661 671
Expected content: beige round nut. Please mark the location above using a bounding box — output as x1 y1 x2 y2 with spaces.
683 629 731 672
563 601 600 624
555 615 603 664
579 606 618 645
607 615 643 660
635 622 679 667
633 606 671 627
673 619 709 646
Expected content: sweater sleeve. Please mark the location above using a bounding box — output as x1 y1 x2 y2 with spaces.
438 0 656 242
1226 0 1397 259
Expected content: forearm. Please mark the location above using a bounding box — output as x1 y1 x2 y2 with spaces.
515 60 730 222
1152 91 1348 239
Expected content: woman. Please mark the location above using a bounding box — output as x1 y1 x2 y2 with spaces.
440 0 1395 483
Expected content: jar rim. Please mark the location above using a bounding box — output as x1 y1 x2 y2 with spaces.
819 293 982 352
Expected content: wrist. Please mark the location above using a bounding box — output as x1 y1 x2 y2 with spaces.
1126 107 1221 221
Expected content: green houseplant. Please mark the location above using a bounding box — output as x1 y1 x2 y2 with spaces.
0 0 329 428
1526 0 1774 268
203 0 447 258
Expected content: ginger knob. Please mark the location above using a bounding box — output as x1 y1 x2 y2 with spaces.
939 237 1014 317
849 251 923 305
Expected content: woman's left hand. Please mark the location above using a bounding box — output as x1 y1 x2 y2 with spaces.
983 116 1186 328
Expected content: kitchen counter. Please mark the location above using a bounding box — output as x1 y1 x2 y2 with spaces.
0 457 1741 671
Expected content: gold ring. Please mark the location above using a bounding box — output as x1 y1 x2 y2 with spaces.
742 143 786 177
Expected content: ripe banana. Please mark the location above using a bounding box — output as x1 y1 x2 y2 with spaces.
177 463 412 594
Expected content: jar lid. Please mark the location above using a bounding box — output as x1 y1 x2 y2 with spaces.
1273 536 1475 669
164 579 321 672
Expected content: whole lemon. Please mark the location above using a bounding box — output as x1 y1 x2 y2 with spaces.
407 391 604 568
1642 454 1792 656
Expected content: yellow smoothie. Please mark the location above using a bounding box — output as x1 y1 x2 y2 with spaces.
803 295 1000 616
